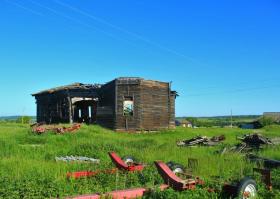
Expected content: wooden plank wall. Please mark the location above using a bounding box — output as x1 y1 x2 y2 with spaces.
114 79 175 131
115 79 142 130
35 92 70 124
35 89 99 124
169 94 176 128
34 79 176 131
140 80 170 130
96 81 116 129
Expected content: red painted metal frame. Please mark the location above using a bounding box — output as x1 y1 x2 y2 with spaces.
154 161 203 191
69 160 205 199
70 185 170 199
67 168 118 179
68 160 268 199
108 152 144 172
67 152 144 179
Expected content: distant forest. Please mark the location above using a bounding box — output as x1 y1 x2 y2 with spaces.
0 116 36 123
176 115 261 127
0 115 263 127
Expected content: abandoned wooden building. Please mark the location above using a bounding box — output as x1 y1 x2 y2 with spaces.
32 77 177 131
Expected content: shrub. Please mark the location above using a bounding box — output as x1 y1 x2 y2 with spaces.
16 116 32 124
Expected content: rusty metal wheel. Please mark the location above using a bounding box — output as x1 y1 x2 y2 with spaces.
122 156 135 165
166 161 184 174
236 177 257 199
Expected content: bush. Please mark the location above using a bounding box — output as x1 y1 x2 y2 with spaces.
16 116 32 124
259 116 275 127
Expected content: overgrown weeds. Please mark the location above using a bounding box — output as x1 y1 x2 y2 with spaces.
0 123 279 198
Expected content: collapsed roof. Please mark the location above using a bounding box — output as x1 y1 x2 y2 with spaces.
32 83 102 96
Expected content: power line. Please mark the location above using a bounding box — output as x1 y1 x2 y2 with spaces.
8 0 166 54
185 84 280 97
6 0 207 66
27 0 123 40
189 77 280 92
54 0 204 64
5 0 44 16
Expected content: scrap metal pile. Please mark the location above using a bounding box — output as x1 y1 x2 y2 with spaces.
31 123 81 134
55 156 100 164
218 133 280 155
177 135 225 147
228 133 275 153
238 133 273 147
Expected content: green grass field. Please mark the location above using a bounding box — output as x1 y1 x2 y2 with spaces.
0 123 280 198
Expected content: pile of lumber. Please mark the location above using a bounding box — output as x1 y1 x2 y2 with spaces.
237 133 273 148
223 133 280 154
177 135 225 147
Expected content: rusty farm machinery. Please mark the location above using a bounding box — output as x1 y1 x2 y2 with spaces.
65 152 268 199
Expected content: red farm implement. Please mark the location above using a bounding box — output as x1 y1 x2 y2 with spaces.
67 152 144 179
65 151 276 198
68 160 260 199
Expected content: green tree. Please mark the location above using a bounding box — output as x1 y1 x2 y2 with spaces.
259 116 274 127
16 116 32 124
185 117 198 126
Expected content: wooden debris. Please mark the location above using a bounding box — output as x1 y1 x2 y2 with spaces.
225 133 280 154
237 133 273 148
31 123 81 134
177 135 225 147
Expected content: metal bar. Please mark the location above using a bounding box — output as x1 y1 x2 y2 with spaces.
70 185 170 199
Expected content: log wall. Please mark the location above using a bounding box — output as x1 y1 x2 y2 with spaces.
114 79 175 131
33 78 176 131
35 92 70 124
115 79 142 130
96 81 116 129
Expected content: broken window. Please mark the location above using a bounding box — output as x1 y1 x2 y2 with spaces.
123 96 134 116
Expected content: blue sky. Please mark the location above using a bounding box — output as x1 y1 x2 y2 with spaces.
0 0 279 117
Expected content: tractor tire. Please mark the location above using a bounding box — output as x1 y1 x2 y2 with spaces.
172 164 184 174
122 156 135 165
235 177 257 199
166 161 184 174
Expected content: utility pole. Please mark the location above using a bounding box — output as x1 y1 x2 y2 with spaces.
230 109 233 128
22 107 25 124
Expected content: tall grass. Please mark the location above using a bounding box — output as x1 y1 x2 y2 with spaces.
0 123 279 198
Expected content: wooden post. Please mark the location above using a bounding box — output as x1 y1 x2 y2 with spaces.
168 82 171 128
67 92 73 124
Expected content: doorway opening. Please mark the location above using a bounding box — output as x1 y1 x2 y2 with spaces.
73 100 97 124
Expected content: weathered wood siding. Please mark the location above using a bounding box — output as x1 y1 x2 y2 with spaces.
34 88 99 124
33 78 176 131
140 80 170 130
35 92 70 124
115 79 142 130
114 79 175 131
169 94 176 128
96 81 116 129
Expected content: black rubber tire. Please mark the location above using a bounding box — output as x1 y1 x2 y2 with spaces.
166 161 184 174
166 161 175 169
235 177 257 199
122 156 135 165
172 164 185 174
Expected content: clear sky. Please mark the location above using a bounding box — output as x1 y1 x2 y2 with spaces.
0 0 279 117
